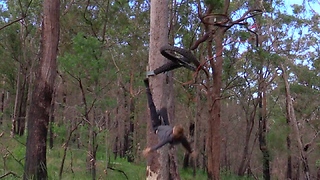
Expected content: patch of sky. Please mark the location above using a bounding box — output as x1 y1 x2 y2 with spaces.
283 0 320 67
285 0 320 16
0 0 7 11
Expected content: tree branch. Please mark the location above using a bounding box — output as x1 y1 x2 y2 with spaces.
0 171 19 179
0 16 26 31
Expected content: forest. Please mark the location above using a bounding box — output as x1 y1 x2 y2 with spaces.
0 0 319 179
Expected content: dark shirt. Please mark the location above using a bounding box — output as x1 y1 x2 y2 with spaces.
150 125 193 153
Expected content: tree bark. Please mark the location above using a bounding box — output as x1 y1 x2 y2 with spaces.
281 64 310 180
49 87 56 149
286 116 292 179
11 65 28 136
11 65 21 136
126 96 135 162
238 109 256 176
23 0 60 179
258 71 270 180
0 89 4 125
78 79 97 180
206 26 225 180
147 0 180 179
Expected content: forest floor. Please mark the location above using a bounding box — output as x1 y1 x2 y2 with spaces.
0 131 208 180
0 130 254 180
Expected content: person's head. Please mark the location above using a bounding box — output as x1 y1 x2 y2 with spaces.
172 124 184 139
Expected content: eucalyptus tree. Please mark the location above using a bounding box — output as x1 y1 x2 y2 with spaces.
23 0 60 179
186 0 264 179
145 0 183 179
58 33 113 179
57 1 151 178
275 2 320 179
224 1 320 179
58 1 150 166
0 0 40 136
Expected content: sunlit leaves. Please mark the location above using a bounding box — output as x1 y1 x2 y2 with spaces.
59 33 105 84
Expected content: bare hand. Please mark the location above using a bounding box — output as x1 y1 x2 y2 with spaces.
143 147 151 157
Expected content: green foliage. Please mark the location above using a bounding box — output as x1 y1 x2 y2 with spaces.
59 32 105 83
316 159 320 168
0 134 26 179
267 116 289 152
204 0 223 8
1 0 320 179
0 132 197 180
51 122 67 143
179 168 207 180
220 169 256 180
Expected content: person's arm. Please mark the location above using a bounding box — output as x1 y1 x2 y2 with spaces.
150 138 170 151
180 135 193 153
143 138 170 157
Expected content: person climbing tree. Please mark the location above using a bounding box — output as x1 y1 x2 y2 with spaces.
142 78 196 157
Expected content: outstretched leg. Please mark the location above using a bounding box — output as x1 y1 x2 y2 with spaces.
158 107 169 125
144 78 161 133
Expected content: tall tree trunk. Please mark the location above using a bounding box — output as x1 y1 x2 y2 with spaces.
281 64 310 180
238 110 256 176
23 0 60 178
286 117 292 179
258 70 270 180
11 65 21 136
78 79 97 180
17 69 28 136
0 88 4 125
126 96 135 162
113 78 126 159
17 19 31 136
49 86 56 149
206 26 225 180
147 0 180 179
167 1 181 178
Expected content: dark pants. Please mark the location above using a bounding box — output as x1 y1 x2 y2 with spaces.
146 88 169 133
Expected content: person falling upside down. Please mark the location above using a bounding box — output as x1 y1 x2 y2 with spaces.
142 78 196 158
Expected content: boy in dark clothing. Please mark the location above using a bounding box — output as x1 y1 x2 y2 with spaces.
142 78 196 157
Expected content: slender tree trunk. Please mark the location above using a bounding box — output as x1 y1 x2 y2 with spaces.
17 81 27 136
167 1 181 178
281 64 310 180
11 65 21 136
126 96 135 162
23 0 60 178
78 79 97 180
258 68 270 180
238 110 256 176
17 19 30 136
0 89 4 125
286 120 292 179
16 68 28 136
49 87 56 149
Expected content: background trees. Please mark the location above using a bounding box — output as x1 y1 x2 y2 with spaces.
0 0 319 179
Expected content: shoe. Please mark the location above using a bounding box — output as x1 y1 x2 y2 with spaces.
144 78 149 88
146 71 155 77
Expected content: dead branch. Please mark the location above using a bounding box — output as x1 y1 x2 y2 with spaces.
0 171 19 179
